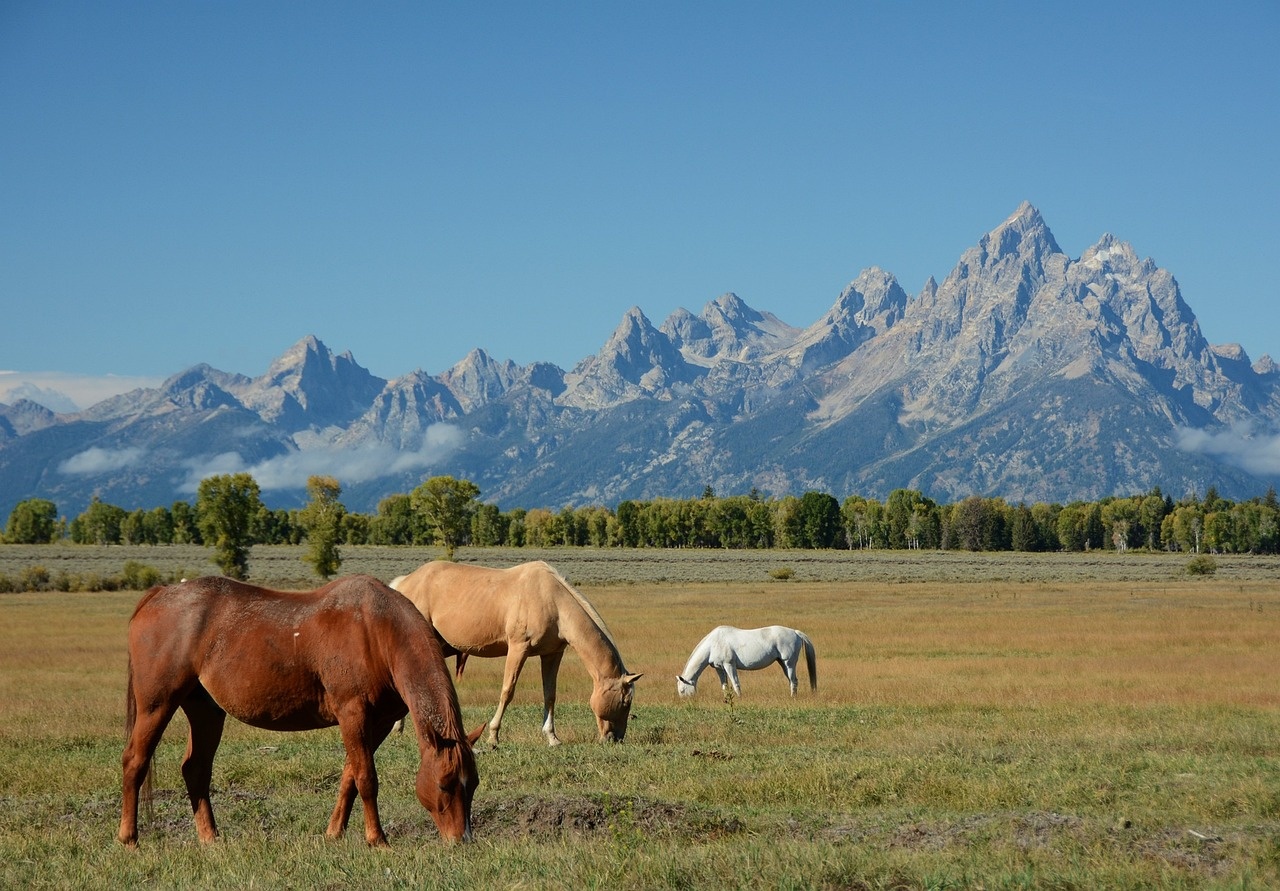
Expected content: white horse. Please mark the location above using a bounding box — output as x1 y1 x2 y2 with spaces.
676 625 816 697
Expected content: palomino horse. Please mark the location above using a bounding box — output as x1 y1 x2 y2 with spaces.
676 625 817 697
391 560 642 746
118 575 483 848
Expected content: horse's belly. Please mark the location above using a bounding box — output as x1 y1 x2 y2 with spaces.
460 642 508 658
200 675 333 731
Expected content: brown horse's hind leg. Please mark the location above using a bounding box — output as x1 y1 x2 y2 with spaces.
327 717 393 846
118 702 180 847
179 688 227 843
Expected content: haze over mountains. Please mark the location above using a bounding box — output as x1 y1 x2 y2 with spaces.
4 203 1279 519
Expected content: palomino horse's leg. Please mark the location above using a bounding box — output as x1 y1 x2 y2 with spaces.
118 702 180 847
489 644 531 747
327 716 392 846
538 650 565 746
179 689 227 843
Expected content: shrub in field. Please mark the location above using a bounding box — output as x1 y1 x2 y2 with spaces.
1186 555 1218 575
769 567 795 580
121 560 162 590
18 565 51 591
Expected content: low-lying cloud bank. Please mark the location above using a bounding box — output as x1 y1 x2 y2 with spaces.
177 425 467 494
1176 424 1280 477
59 446 147 475
56 424 466 497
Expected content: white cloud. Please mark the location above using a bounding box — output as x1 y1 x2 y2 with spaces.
178 424 468 493
1175 423 1280 476
59 446 147 475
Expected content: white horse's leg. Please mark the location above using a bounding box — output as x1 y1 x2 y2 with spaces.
539 650 564 747
781 657 798 695
723 664 742 696
713 664 730 694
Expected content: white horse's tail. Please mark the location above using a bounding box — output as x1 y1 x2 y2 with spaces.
798 631 817 692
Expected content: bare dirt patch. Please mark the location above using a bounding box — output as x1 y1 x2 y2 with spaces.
471 794 743 840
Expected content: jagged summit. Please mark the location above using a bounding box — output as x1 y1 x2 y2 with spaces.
3 203 1277 517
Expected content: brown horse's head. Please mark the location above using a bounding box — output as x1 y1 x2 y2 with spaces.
590 673 643 742
416 723 485 842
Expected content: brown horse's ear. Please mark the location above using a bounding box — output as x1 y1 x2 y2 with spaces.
467 722 486 746
623 673 643 686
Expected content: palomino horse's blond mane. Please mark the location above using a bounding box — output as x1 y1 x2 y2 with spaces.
541 562 620 652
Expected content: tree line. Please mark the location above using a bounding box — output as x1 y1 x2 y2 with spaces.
6 472 1280 577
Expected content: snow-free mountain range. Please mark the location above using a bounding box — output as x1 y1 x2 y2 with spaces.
4 203 1279 519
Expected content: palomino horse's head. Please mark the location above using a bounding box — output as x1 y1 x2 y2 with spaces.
590 673 643 742
415 723 485 842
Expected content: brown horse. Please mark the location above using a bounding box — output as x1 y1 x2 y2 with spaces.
117 575 483 848
391 560 642 746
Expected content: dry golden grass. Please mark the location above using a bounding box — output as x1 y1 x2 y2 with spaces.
2 558 1278 888
444 578 1280 719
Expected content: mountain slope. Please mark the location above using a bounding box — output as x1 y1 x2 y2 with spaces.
3 203 1278 517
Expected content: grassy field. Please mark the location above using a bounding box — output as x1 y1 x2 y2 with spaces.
1 545 1278 888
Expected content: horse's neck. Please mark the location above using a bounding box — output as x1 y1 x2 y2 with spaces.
555 588 627 682
394 650 461 743
680 640 713 683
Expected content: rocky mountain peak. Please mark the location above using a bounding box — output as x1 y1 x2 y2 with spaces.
4 202 1278 520
981 201 1061 261
240 335 384 430
786 268 905 374
0 398 58 438
664 292 800 365
560 307 694 408
440 348 521 413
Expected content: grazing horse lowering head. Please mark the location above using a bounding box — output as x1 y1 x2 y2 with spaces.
591 672 643 742
392 560 642 747
117 575 483 848
415 722 482 842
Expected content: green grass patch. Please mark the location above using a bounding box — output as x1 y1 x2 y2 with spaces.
1 555 1278 888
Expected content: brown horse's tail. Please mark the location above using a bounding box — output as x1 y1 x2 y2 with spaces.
454 652 469 679
123 656 154 822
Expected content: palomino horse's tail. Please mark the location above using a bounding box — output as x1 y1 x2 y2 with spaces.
123 656 154 822
799 631 817 692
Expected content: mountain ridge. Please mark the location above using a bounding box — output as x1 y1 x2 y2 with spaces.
4 203 1278 517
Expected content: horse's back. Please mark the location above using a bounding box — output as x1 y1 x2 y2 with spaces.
128 574 437 730
395 560 559 622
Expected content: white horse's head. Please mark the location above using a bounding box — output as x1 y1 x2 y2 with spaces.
675 675 697 697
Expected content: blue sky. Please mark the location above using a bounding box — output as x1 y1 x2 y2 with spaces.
2 2 1277 406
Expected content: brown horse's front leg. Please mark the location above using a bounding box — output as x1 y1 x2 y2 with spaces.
331 720 389 846
326 762 359 840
